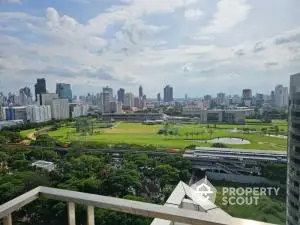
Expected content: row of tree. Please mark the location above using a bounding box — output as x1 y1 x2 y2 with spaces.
0 144 191 225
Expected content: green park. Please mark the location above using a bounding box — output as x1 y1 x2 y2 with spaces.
18 118 288 151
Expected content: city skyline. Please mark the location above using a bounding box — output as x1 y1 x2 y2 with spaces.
0 79 290 99
0 0 300 96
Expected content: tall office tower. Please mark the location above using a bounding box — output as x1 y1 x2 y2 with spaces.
139 85 143 98
34 78 46 103
255 93 264 106
102 86 113 113
56 83 72 102
164 85 174 102
204 95 212 101
287 73 300 225
124 93 134 107
157 93 161 102
242 89 252 106
270 91 275 104
117 88 125 104
275 85 289 107
216 92 226 105
19 87 33 105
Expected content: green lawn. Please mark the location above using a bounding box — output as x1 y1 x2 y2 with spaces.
38 121 288 150
20 128 35 138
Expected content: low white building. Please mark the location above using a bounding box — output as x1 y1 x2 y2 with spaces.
0 120 24 130
182 104 204 116
32 160 55 171
26 105 51 123
51 99 70 120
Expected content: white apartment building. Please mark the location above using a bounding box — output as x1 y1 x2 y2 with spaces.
39 93 59 106
109 101 122 113
182 104 204 116
26 105 51 123
71 104 89 118
51 99 70 120
275 85 289 107
2 106 27 122
124 93 135 107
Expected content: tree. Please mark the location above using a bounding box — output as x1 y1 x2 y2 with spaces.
208 129 214 139
154 164 179 189
102 169 142 197
274 126 280 136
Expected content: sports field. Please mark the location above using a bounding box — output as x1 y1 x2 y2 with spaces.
35 120 289 151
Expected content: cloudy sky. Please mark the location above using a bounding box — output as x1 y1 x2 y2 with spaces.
0 0 300 97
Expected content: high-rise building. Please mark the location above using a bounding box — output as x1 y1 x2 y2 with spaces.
0 105 3 120
134 97 141 108
40 93 59 106
26 105 51 123
102 86 113 113
216 92 226 105
164 85 173 102
269 91 275 105
34 78 46 103
56 83 72 102
275 85 289 107
287 73 300 225
204 95 212 101
242 89 252 107
232 95 241 104
19 87 33 106
117 88 125 104
51 99 70 120
157 93 161 102
139 85 143 98
255 93 264 106
124 93 134 107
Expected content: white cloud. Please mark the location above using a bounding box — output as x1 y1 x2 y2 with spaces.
184 8 203 20
202 0 251 34
1 0 300 95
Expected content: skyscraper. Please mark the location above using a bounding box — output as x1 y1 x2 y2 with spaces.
216 92 225 105
287 73 300 225
102 86 113 113
139 85 143 98
164 85 173 102
124 93 134 107
34 78 46 102
117 88 125 104
242 89 252 106
56 83 72 102
19 87 33 105
157 93 161 102
275 85 289 107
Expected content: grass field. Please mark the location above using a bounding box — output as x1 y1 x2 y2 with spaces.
36 120 289 151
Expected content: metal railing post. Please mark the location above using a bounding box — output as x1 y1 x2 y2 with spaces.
68 202 76 225
3 214 12 225
87 205 95 225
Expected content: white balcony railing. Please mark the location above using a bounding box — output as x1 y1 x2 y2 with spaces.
0 184 277 225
